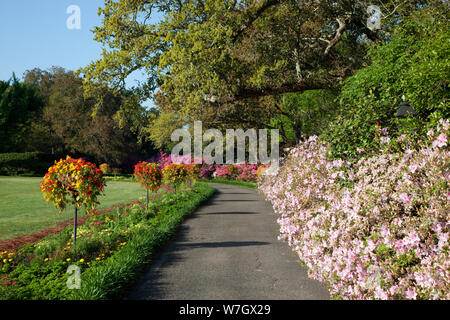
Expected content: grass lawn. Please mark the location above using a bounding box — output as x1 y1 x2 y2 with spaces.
0 176 147 241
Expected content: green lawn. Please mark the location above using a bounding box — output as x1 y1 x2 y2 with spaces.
0 176 146 241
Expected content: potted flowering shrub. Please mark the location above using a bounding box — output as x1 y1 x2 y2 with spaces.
134 162 162 209
40 156 106 248
184 164 200 187
162 163 189 192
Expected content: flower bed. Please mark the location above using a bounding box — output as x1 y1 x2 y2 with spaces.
148 152 259 182
259 119 449 300
0 183 215 300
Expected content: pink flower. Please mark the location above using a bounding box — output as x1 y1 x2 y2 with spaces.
389 285 400 296
405 288 417 300
399 193 412 204
380 136 390 144
432 133 447 148
374 287 388 300
408 165 418 174
396 134 406 142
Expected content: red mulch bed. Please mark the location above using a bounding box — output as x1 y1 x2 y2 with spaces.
0 197 161 254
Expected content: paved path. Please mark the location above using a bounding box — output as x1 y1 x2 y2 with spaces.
125 184 330 300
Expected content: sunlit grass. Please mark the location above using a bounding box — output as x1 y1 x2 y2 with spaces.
0 176 146 241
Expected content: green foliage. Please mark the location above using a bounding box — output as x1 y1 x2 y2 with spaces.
273 90 338 143
323 8 449 159
1 260 70 300
20 67 157 170
145 111 181 151
82 0 413 134
33 235 64 259
0 152 60 176
0 75 44 153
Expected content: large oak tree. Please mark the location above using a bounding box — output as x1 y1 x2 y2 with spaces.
81 0 434 144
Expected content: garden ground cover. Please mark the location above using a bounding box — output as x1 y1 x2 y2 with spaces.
0 183 215 300
0 176 148 241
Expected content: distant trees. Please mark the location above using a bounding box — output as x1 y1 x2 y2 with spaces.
1 67 156 171
0 75 43 153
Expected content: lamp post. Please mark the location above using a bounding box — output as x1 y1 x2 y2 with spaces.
395 95 416 149
395 95 416 118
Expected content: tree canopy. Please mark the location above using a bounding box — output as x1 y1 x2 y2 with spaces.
82 1 416 112
21 67 156 169
0 75 43 153
80 0 447 151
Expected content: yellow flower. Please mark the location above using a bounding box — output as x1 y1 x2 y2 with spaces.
79 259 85 263
96 257 100 261
8 259 12 262
2 259 6 263
369 89 373 94
44 258 49 262
66 258 71 262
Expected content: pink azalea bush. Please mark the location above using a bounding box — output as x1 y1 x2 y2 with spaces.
148 151 173 169
236 163 258 182
213 164 234 179
259 119 449 299
213 163 258 181
148 153 258 182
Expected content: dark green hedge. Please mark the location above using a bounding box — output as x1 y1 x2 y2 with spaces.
0 152 61 176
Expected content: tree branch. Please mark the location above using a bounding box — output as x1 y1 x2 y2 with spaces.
203 78 334 104
232 0 281 42
324 18 346 55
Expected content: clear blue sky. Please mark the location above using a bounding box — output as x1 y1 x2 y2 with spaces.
0 0 158 106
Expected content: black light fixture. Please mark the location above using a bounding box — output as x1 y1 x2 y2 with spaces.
395 95 416 118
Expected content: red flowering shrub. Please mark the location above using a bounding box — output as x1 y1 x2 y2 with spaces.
162 163 190 190
134 162 162 192
184 164 200 183
40 156 106 213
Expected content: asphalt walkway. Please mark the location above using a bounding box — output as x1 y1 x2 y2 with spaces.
125 183 329 300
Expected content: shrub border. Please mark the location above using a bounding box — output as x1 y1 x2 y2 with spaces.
69 183 216 300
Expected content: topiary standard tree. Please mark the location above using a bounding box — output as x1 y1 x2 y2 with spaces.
40 156 106 248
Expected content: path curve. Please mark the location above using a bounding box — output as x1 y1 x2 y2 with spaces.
125 183 330 300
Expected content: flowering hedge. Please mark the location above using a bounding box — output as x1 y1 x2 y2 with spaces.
213 163 257 182
162 163 190 189
40 156 106 213
236 164 258 181
185 164 200 182
147 153 259 182
259 119 449 300
134 162 162 192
